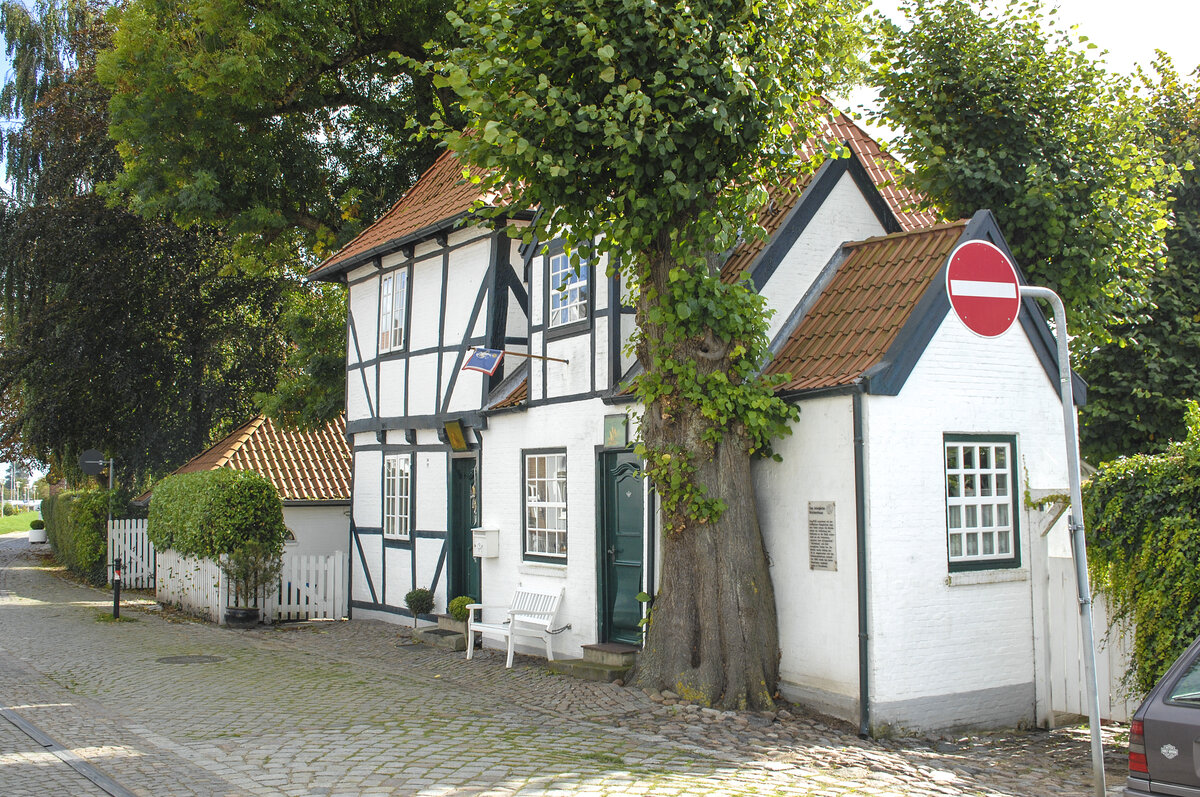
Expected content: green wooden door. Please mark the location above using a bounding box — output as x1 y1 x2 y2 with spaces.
449 457 481 601
600 450 644 645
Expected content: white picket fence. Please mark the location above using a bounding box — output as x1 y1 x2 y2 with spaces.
107 518 157 589
106 520 348 624
1047 555 1140 723
157 548 224 621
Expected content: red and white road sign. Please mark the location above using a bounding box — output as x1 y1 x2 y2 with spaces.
945 240 1021 338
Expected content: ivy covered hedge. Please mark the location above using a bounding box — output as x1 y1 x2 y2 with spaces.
42 490 112 585
147 470 286 559
1085 401 1200 693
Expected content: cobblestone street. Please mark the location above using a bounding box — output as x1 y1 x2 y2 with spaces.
0 531 1127 796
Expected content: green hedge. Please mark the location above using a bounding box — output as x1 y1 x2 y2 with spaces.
42 490 111 585
1086 401 1200 693
147 469 286 559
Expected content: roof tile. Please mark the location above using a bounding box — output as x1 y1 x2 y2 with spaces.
765 221 967 393
151 415 351 502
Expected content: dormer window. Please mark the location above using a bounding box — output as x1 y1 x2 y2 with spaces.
548 253 588 328
379 270 408 352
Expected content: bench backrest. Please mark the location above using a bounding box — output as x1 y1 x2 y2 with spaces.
510 588 563 618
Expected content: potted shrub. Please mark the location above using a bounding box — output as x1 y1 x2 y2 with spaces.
220 541 283 628
28 518 47 544
404 587 434 628
440 595 475 634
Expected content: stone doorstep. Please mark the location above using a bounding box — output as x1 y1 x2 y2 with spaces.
580 642 639 667
546 658 631 683
436 614 467 634
413 627 466 652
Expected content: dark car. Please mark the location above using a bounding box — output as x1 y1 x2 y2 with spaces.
1126 634 1200 795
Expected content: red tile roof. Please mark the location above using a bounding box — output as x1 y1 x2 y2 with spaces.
312 149 493 278
315 102 937 282
489 377 528 410
149 415 351 502
719 105 938 284
765 221 967 393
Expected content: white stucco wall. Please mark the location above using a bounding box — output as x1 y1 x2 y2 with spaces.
282 504 350 558
861 313 1065 732
755 394 861 719
760 173 887 341
475 398 628 658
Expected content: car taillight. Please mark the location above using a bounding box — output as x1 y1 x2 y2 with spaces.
1130 719 1149 774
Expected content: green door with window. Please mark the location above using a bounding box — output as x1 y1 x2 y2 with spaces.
449 457 481 601
599 450 645 645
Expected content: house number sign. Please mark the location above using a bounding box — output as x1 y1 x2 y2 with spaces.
807 501 836 572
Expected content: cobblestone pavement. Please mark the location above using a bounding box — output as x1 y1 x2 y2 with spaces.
0 530 1129 796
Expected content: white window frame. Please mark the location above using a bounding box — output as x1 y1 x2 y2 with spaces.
547 253 588 328
523 451 567 559
945 436 1018 569
379 270 408 352
383 453 412 540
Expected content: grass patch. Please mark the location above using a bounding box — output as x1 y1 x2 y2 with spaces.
95 611 138 623
0 510 40 534
580 752 624 766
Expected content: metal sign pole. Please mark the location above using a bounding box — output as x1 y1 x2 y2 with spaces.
1020 285 1105 797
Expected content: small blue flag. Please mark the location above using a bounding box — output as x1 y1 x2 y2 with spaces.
463 348 504 375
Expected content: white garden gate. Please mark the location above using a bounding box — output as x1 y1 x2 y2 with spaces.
1046 555 1139 723
106 520 348 623
107 518 156 589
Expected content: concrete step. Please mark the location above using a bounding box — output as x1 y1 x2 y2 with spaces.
547 657 631 683
413 627 466 652
581 642 639 667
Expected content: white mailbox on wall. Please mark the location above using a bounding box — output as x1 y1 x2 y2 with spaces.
471 528 499 558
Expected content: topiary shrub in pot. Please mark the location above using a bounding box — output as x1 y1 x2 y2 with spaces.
28 518 47 544
404 587 434 628
448 595 474 623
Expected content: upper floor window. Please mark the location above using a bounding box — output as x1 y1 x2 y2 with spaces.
383 453 412 540
380 270 408 352
945 436 1018 570
548 253 587 328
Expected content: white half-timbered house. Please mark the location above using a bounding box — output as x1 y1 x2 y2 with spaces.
311 109 1087 733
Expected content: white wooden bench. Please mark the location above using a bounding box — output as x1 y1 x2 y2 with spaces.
465 587 564 668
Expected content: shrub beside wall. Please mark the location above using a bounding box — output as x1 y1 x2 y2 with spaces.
42 490 111 585
1086 401 1200 693
147 469 286 559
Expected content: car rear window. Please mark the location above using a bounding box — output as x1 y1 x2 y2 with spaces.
1168 654 1200 705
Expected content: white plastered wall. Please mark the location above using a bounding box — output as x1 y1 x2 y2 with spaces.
476 397 622 658
282 504 350 558
862 313 1066 732
755 394 861 720
759 173 888 341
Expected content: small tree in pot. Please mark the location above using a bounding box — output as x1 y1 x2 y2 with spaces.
220 540 284 627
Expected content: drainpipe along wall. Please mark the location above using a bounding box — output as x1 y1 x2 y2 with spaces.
853 384 870 738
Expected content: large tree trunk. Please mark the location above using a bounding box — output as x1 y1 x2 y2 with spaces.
630 244 781 711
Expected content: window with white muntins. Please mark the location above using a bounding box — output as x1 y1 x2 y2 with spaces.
524 451 567 559
379 270 408 352
945 436 1018 569
548 253 587 328
383 453 411 540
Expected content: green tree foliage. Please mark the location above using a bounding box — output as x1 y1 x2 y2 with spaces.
437 0 864 708
870 0 1175 344
0 0 290 485
98 0 459 254
1086 402 1200 693
147 469 287 559
1080 59 1200 462
255 283 348 431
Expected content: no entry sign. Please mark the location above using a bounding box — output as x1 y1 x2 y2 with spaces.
945 240 1021 338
